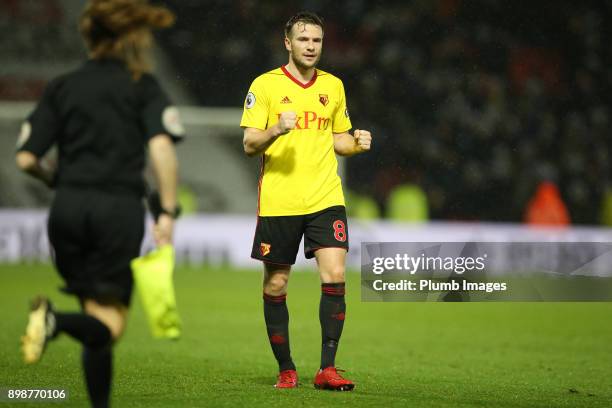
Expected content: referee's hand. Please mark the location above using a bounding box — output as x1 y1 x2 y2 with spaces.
154 214 174 246
277 111 297 134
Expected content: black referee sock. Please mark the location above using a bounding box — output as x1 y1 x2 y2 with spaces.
263 293 296 371
320 283 346 369
82 345 112 408
54 313 112 348
54 313 112 408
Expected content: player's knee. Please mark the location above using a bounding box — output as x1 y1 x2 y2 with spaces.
264 274 289 294
322 265 345 283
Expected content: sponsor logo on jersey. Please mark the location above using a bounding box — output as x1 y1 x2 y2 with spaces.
260 243 271 256
280 96 292 104
276 111 330 130
319 94 329 106
245 92 256 109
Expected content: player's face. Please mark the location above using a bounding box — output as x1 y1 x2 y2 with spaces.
285 23 323 70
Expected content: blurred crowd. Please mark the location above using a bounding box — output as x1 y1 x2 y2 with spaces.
0 0 82 99
159 0 611 224
2 0 611 224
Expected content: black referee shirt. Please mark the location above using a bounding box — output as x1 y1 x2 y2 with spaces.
17 58 184 196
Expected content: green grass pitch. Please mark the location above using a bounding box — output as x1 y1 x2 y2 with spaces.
1 263 611 407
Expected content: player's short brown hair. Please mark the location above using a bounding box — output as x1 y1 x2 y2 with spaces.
80 0 175 79
284 11 324 38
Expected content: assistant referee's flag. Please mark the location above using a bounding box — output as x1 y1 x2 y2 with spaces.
131 244 181 339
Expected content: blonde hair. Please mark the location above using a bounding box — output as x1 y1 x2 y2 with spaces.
80 0 175 80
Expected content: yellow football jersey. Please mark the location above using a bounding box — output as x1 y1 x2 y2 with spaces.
240 66 352 216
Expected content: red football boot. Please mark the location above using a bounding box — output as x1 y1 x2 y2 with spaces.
313 367 355 391
275 369 298 388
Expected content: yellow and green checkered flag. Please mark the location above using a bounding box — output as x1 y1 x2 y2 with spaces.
131 244 181 339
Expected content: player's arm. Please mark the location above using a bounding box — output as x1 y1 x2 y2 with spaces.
15 151 56 187
331 79 370 156
333 129 372 157
148 134 178 245
243 111 297 157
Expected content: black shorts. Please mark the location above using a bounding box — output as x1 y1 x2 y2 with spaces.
251 205 349 265
48 187 145 306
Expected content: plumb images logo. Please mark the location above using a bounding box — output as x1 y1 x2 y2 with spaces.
361 242 612 302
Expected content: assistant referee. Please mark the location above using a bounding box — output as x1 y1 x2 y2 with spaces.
16 1 183 407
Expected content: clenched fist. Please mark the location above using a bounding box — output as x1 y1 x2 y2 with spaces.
354 129 372 152
277 111 297 134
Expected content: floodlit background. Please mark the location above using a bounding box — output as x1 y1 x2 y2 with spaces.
2 0 612 224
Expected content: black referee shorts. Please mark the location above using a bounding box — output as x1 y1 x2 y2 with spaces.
251 205 349 265
48 187 145 306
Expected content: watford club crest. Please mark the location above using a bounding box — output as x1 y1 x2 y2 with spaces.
319 94 329 106
260 243 271 256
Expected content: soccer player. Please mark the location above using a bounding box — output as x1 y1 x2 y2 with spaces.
16 1 182 407
240 11 372 391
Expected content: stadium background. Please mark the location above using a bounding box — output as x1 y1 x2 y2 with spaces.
1 1 611 407
2 0 612 223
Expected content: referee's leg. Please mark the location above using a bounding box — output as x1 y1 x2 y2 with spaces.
80 299 127 408
82 299 127 340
